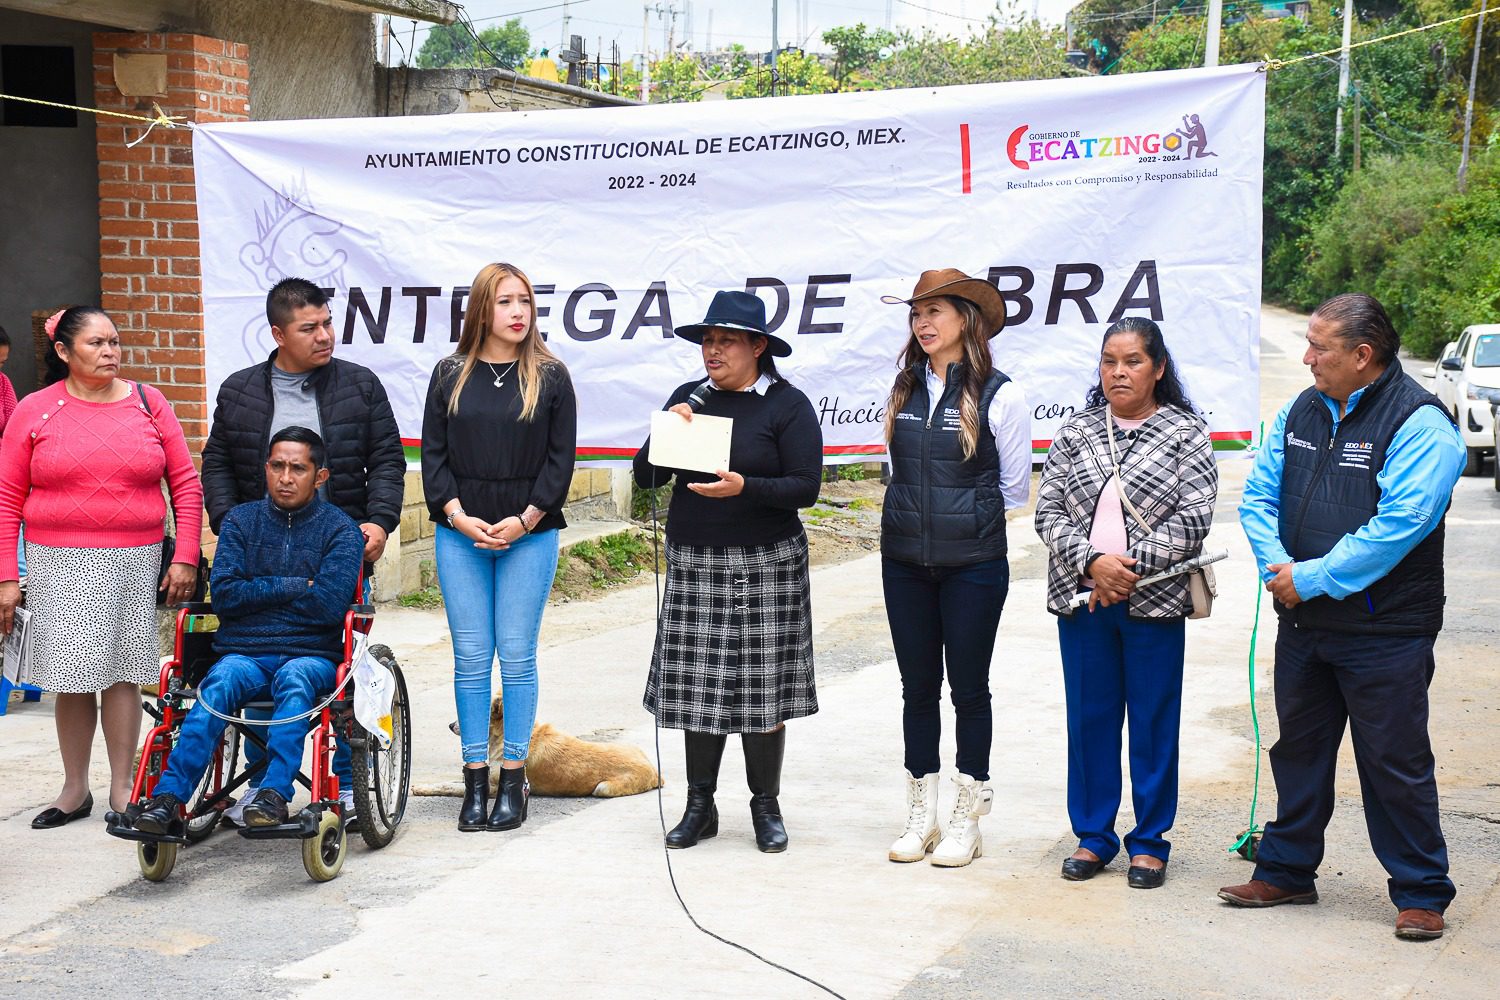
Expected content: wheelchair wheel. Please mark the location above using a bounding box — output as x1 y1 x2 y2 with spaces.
186 726 240 843
138 840 178 882
302 809 346 882
349 645 411 850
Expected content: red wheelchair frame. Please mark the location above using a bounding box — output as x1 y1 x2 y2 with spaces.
106 576 410 882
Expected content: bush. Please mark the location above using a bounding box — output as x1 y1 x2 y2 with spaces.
1298 154 1456 307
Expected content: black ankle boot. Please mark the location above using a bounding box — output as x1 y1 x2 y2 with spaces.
743 727 788 853
458 766 489 832
665 731 727 849
488 766 529 831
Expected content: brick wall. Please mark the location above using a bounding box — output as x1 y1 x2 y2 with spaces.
92 32 249 451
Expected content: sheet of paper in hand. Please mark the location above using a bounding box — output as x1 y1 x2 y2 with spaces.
649 411 733 475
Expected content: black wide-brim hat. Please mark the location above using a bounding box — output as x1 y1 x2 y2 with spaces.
673 289 793 357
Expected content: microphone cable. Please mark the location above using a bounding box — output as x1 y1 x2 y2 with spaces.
647 487 847 1000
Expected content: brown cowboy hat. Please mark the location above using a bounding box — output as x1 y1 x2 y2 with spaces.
881 268 1006 338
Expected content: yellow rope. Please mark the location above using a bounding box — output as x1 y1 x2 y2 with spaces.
1262 9 1487 71
0 92 187 127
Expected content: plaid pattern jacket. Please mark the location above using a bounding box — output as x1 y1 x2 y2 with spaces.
1034 404 1219 617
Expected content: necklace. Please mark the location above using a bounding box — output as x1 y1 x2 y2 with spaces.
485 360 518 388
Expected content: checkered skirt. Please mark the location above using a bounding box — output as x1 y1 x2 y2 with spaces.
644 532 818 734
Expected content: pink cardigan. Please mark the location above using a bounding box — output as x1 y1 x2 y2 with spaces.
0 372 16 434
0 381 203 581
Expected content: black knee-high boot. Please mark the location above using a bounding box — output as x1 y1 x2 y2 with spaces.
458 765 489 832
665 731 727 849
743 726 788 853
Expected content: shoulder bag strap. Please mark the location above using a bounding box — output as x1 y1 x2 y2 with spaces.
1106 407 1153 537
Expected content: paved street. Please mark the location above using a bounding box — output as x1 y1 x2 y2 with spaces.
2 306 1497 999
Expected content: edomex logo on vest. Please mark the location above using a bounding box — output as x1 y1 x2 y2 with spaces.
1340 440 1375 470
1002 113 1220 169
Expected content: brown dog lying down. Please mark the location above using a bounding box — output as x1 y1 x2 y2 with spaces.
416 695 662 798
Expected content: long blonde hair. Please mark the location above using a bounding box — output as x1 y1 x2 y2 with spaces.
883 296 994 460
447 262 561 421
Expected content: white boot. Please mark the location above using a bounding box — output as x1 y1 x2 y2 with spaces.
929 774 993 868
888 772 941 863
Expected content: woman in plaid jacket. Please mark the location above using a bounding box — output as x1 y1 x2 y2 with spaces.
1034 317 1218 889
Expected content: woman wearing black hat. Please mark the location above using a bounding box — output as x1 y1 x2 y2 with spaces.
633 289 823 853
880 269 1032 869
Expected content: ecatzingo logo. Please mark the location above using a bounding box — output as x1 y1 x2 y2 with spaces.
1005 114 1219 170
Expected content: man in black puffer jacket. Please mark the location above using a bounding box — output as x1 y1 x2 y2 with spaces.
202 278 404 825
202 277 405 563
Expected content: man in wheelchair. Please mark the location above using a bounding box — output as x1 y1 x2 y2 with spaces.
135 426 365 833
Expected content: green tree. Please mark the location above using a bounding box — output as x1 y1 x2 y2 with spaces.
869 12 1072 89
415 19 530 70
822 23 900 89
728 49 838 99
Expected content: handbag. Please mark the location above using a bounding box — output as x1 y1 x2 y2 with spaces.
1106 408 1215 620
136 383 209 606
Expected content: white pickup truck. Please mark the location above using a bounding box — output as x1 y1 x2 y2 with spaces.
1422 323 1500 477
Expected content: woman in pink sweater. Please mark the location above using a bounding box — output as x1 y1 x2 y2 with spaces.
0 307 203 827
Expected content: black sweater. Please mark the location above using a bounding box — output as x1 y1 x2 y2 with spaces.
421 357 577 532
633 379 823 547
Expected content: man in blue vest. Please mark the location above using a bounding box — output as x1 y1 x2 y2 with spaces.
1221 294 1464 940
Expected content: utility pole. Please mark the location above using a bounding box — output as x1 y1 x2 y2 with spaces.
560 0 570 53
1205 0 1222 67
382 16 391 66
771 0 779 96
1334 0 1353 157
1458 0 1489 193
706 8 713 51
885 0 893 30
642 5 651 102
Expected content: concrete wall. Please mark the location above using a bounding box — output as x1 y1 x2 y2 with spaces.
197 0 376 120
0 9 102 399
379 65 638 116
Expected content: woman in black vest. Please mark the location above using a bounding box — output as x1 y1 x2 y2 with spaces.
1033 317 1217 889
634 290 823 853
880 269 1032 869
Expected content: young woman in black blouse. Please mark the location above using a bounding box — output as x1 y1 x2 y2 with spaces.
633 290 823 853
422 262 577 832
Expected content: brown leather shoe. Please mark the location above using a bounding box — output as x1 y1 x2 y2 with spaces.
1395 908 1444 940
1217 879 1318 907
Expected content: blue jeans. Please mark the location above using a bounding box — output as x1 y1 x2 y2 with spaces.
882 556 1010 782
156 654 336 803
1057 600 1185 863
237 577 368 792
1253 626 1453 912
436 525 558 765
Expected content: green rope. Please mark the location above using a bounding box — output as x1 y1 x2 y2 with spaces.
1229 420 1267 857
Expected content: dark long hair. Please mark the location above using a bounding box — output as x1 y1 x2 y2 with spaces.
1084 317 1195 412
44 306 112 386
884 295 993 460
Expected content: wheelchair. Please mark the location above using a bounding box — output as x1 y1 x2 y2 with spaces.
105 585 412 883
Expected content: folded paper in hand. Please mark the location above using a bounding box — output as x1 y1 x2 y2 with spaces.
649 411 733 475
3 606 34 686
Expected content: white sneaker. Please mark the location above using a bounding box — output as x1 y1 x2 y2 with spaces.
222 787 256 827
929 774 993 868
888 772 941 863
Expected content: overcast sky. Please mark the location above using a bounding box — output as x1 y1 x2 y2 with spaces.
392 1 1081 60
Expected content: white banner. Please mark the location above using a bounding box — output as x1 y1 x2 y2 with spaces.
195 65 1264 463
